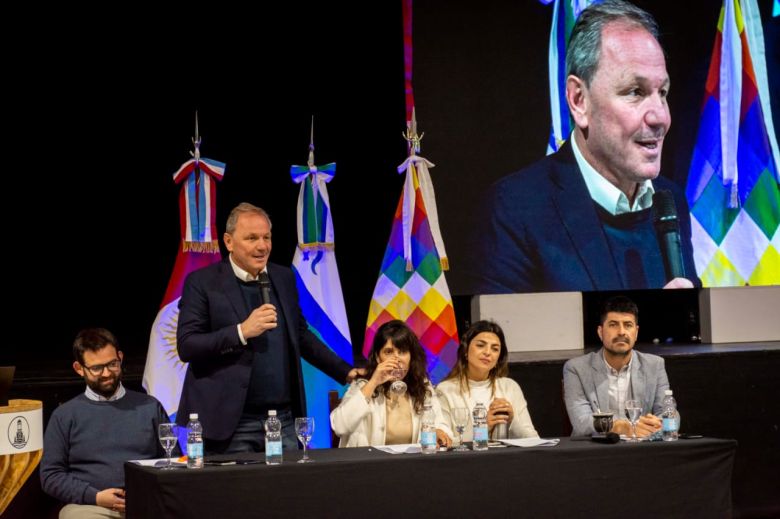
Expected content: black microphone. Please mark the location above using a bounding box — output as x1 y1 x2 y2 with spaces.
652 190 686 281
258 272 272 306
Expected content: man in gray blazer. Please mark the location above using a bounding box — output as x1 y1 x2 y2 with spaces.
563 296 667 437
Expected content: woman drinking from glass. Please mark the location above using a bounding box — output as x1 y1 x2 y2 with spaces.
330 320 451 448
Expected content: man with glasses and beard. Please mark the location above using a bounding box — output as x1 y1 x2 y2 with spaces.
563 296 668 438
41 328 170 518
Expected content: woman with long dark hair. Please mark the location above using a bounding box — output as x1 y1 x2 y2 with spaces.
436 320 538 443
330 320 451 447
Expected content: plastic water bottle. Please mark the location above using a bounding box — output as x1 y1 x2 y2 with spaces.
186 413 204 469
661 390 680 441
265 410 283 464
472 402 489 451
420 399 437 454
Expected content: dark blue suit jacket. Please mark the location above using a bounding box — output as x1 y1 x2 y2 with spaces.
473 141 698 294
176 260 352 441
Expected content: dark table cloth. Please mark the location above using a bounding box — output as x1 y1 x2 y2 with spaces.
125 437 736 519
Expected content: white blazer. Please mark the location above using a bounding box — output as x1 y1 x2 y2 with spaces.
436 377 539 442
330 379 449 447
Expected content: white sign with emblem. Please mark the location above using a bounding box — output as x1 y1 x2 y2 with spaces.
0 406 43 455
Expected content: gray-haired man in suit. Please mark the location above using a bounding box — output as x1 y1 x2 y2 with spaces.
563 296 667 437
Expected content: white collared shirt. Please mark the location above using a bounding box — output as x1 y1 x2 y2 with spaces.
603 351 633 419
571 135 655 215
228 254 267 282
85 382 126 402
229 255 269 345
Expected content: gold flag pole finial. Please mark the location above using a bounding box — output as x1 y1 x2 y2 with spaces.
402 108 423 154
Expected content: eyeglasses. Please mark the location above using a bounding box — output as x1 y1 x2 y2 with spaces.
81 359 122 376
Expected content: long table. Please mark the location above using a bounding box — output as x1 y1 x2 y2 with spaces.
125 437 735 518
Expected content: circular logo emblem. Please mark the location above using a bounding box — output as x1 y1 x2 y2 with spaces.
8 416 29 449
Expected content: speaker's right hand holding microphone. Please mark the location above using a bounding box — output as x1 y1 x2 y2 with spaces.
241 304 278 339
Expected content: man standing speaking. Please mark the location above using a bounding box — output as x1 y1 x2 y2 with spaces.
177 203 361 454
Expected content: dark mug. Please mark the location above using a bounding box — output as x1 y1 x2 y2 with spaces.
592 412 614 434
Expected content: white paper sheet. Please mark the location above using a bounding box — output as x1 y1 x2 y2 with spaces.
129 457 187 467
499 438 560 448
372 443 422 454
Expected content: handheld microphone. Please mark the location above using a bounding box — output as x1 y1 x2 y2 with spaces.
258 272 272 306
652 190 686 281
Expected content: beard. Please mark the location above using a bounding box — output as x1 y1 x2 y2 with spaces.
85 372 121 399
604 336 633 357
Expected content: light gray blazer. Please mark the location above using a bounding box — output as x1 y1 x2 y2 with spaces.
563 349 670 437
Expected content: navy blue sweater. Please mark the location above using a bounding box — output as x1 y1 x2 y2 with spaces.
40 390 169 504
596 205 667 289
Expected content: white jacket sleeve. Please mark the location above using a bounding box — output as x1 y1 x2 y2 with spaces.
429 382 453 439
502 378 540 439
330 380 371 438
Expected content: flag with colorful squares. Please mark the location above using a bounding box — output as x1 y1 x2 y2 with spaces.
363 114 459 383
685 0 780 287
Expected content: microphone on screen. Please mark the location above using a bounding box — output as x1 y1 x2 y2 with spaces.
258 272 272 306
652 190 686 282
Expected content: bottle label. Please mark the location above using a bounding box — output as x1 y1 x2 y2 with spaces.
662 418 678 432
421 430 436 447
187 442 203 458
474 426 488 442
266 440 283 456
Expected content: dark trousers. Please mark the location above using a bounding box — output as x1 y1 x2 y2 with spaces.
204 408 298 455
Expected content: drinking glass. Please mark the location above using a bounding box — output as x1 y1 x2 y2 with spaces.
389 357 407 399
295 417 315 463
624 400 642 442
158 423 177 469
451 407 470 451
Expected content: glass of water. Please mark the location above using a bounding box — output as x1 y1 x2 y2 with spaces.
158 423 177 469
624 400 642 442
451 407 470 451
295 417 315 463
389 357 407 399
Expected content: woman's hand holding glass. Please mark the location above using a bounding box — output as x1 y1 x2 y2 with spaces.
377 356 407 398
361 357 399 400
368 358 404 385
387 354 407 398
